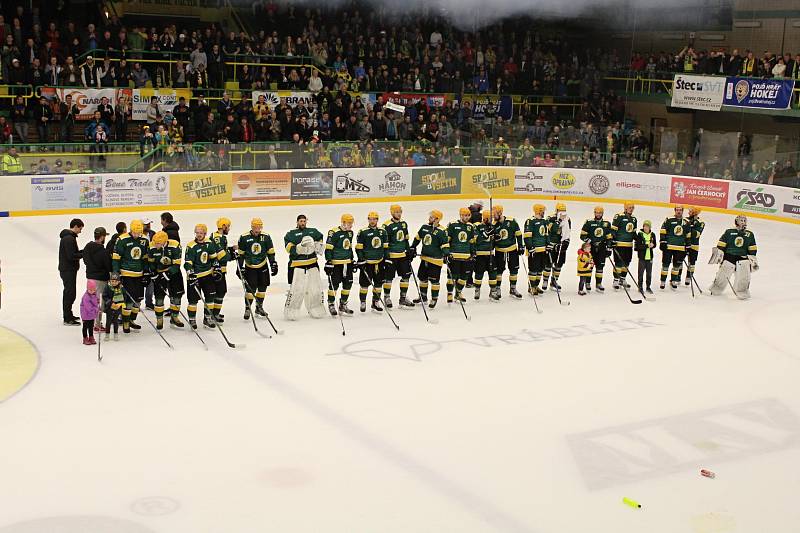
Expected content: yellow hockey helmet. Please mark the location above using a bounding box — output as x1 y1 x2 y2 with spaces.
152 231 168 246
430 209 443 221
555 202 566 212
130 219 144 234
533 203 545 216
251 217 263 229
217 217 231 230
689 206 701 217
594 206 604 216
459 207 471 217
341 213 354 224
367 211 379 220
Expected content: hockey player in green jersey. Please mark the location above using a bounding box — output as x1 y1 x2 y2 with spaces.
147 230 184 329
491 204 524 299
659 205 691 289
709 215 758 299
473 210 499 301
324 214 355 316
580 206 612 291
524 204 550 295
112 219 149 333
542 202 571 291
210 217 232 322
382 204 415 308
445 208 476 303
685 206 705 286
411 209 449 308
611 201 637 290
284 214 326 320
356 211 388 313
237 218 278 320
184 223 220 329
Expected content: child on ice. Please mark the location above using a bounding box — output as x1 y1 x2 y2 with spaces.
635 220 657 294
80 280 100 345
103 272 125 341
577 240 594 295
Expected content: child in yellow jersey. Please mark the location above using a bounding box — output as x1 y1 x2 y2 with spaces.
577 241 594 296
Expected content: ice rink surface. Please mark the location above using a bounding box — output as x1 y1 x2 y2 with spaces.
0 198 799 533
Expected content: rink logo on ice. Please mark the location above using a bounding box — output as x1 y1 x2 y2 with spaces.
567 398 800 490
325 318 663 361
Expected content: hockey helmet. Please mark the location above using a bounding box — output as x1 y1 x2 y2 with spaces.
688 206 701 217
555 202 566 212
390 204 402 216
217 217 231 230
533 204 545 216
593 206 604 216
341 213 355 224
130 219 144 234
367 211 379 220
152 231 168 246
492 204 504 216
459 207 471 217
430 209 443 221
251 217 263 229
482 211 492 223
624 201 635 212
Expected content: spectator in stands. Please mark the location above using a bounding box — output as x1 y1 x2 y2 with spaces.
145 96 160 126
131 61 150 87
60 56 80 86
1 146 23 174
11 95 28 144
80 55 99 87
33 95 53 144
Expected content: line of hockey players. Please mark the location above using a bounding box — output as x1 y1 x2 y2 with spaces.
101 201 758 336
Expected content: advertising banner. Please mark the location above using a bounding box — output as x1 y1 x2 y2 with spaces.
727 182 780 215
670 74 725 111
459 95 514 121
723 77 795 109
132 88 193 120
382 93 447 109
595 171 671 203
252 91 318 112
411 168 461 195
102 173 169 207
460 167 515 196
30 175 103 210
291 171 333 199
232 171 291 201
40 87 124 121
670 176 729 209
332 168 411 199
514 168 545 194
541 170 590 196
169 172 232 204
778 188 800 220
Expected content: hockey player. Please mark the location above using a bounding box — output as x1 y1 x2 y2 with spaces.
466 200 484 287
542 202 570 291
524 204 550 296
356 211 388 313
284 214 326 320
146 230 184 329
324 214 355 316
382 204 415 308
445 208 476 303
184 223 220 329
491 204 524 299
112 219 149 333
709 215 758 299
237 218 278 320
411 210 449 308
659 205 691 289
685 206 705 286
473 210 499 300
580 207 612 291
610 201 637 290
210 217 232 322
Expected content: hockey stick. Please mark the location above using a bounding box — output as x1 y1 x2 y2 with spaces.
159 273 208 349
608 256 643 304
445 261 470 321
192 283 245 349
613 248 652 301
519 253 543 314
683 257 704 295
233 261 273 339
381 295 401 330
121 285 174 349
546 247 571 306
325 272 346 336
97 312 102 362
409 268 437 324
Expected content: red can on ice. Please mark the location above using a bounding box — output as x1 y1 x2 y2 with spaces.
700 469 715 478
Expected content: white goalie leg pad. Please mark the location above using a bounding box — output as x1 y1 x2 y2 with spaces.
709 260 735 295
304 267 327 318
284 268 308 321
734 260 751 299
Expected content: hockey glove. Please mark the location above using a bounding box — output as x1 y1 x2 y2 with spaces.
660 241 667 252
324 261 334 275
406 248 417 260
747 255 759 271
443 254 451 265
187 271 198 286
212 262 222 281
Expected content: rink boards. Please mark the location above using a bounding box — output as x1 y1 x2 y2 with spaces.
3 166 799 225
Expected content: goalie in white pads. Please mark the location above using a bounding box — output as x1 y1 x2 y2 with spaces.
708 215 758 299
284 215 326 320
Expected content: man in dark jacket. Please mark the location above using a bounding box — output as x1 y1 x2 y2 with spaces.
59 218 84 325
161 212 180 242
83 226 111 329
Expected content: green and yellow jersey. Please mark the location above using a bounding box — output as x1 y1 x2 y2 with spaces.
112 233 150 277
474 222 494 256
445 221 476 260
686 217 705 251
147 239 182 275
382 218 410 259
325 226 354 264
660 217 690 251
412 224 449 266
237 232 276 269
611 213 637 247
184 239 220 278
284 227 324 268
493 217 523 253
717 228 757 258
211 231 231 272
356 226 388 263
524 217 550 253
581 218 612 245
